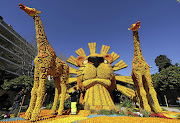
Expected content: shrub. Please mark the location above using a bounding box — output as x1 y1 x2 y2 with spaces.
77 103 84 110
118 111 124 115
110 109 117 114
121 99 135 109
126 108 133 113
132 107 139 112
140 109 151 117
64 98 71 110
0 112 3 120
97 109 111 115
46 103 53 109
122 109 129 116
45 98 71 110
176 114 180 119
90 109 96 114
13 109 18 117
115 104 121 112
89 107 124 115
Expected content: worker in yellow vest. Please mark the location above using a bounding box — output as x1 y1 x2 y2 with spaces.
68 87 79 115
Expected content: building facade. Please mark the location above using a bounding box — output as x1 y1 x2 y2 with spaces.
0 16 36 81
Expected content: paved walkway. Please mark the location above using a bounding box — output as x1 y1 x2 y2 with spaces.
161 106 180 112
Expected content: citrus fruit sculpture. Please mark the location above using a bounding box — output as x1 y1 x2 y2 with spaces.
128 21 162 113
19 3 162 121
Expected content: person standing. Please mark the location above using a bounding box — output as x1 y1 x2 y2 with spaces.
8 89 24 114
68 87 79 115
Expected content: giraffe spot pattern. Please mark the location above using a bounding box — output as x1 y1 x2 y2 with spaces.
40 44 46 51
40 67 46 73
35 77 39 81
132 57 138 63
37 38 44 43
41 74 47 79
38 53 49 58
138 61 144 67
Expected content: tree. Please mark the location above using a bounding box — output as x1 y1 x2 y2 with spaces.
155 55 172 72
178 0 180 3
0 69 6 85
58 52 75 68
45 78 55 92
152 64 180 104
23 34 37 50
1 75 56 106
58 52 68 62
1 75 55 93
1 75 33 93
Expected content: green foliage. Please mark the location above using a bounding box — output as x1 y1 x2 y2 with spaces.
177 113 180 119
77 103 84 110
90 109 96 114
96 109 117 115
140 109 151 117
64 98 71 110
46 98 71 110
152 64 180 92
115 104 121 112
118 111 124 115
89 107 120 115
1 75 34 93
0 112 3 120
110 109 117 114
13 109 19 117
46 102 53 109
161 107 168 111
155 55 172 72
122 109 128 116
97 109 112 115
121 99 135 109
1 75 55 93
45 79 55 92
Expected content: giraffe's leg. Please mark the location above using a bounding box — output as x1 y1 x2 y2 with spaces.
144 73 162 113
30 72 47 121
143 76 154 112
58 82 67 115
58 62 69 115
51 77 61 114
135 91 141 108
25 85 38 120
132 74 143 108
134 73 151 112
25 60 39 120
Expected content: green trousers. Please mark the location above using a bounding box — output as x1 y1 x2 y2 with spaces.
71 102 77 114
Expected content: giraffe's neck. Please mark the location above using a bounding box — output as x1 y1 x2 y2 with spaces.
33 15 49 53
133 31 144 59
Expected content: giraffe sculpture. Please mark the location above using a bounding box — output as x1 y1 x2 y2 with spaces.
19 3 69 121
129 21 162 113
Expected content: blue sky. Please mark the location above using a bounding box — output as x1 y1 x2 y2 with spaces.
1 0 180 76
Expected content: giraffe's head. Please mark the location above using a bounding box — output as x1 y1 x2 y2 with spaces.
19 3 41 17
128 21 141 31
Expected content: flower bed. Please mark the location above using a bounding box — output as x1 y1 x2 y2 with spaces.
0 109 179 123
78 116 180 123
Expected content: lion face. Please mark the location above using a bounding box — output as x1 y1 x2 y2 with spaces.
76 53 115 90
